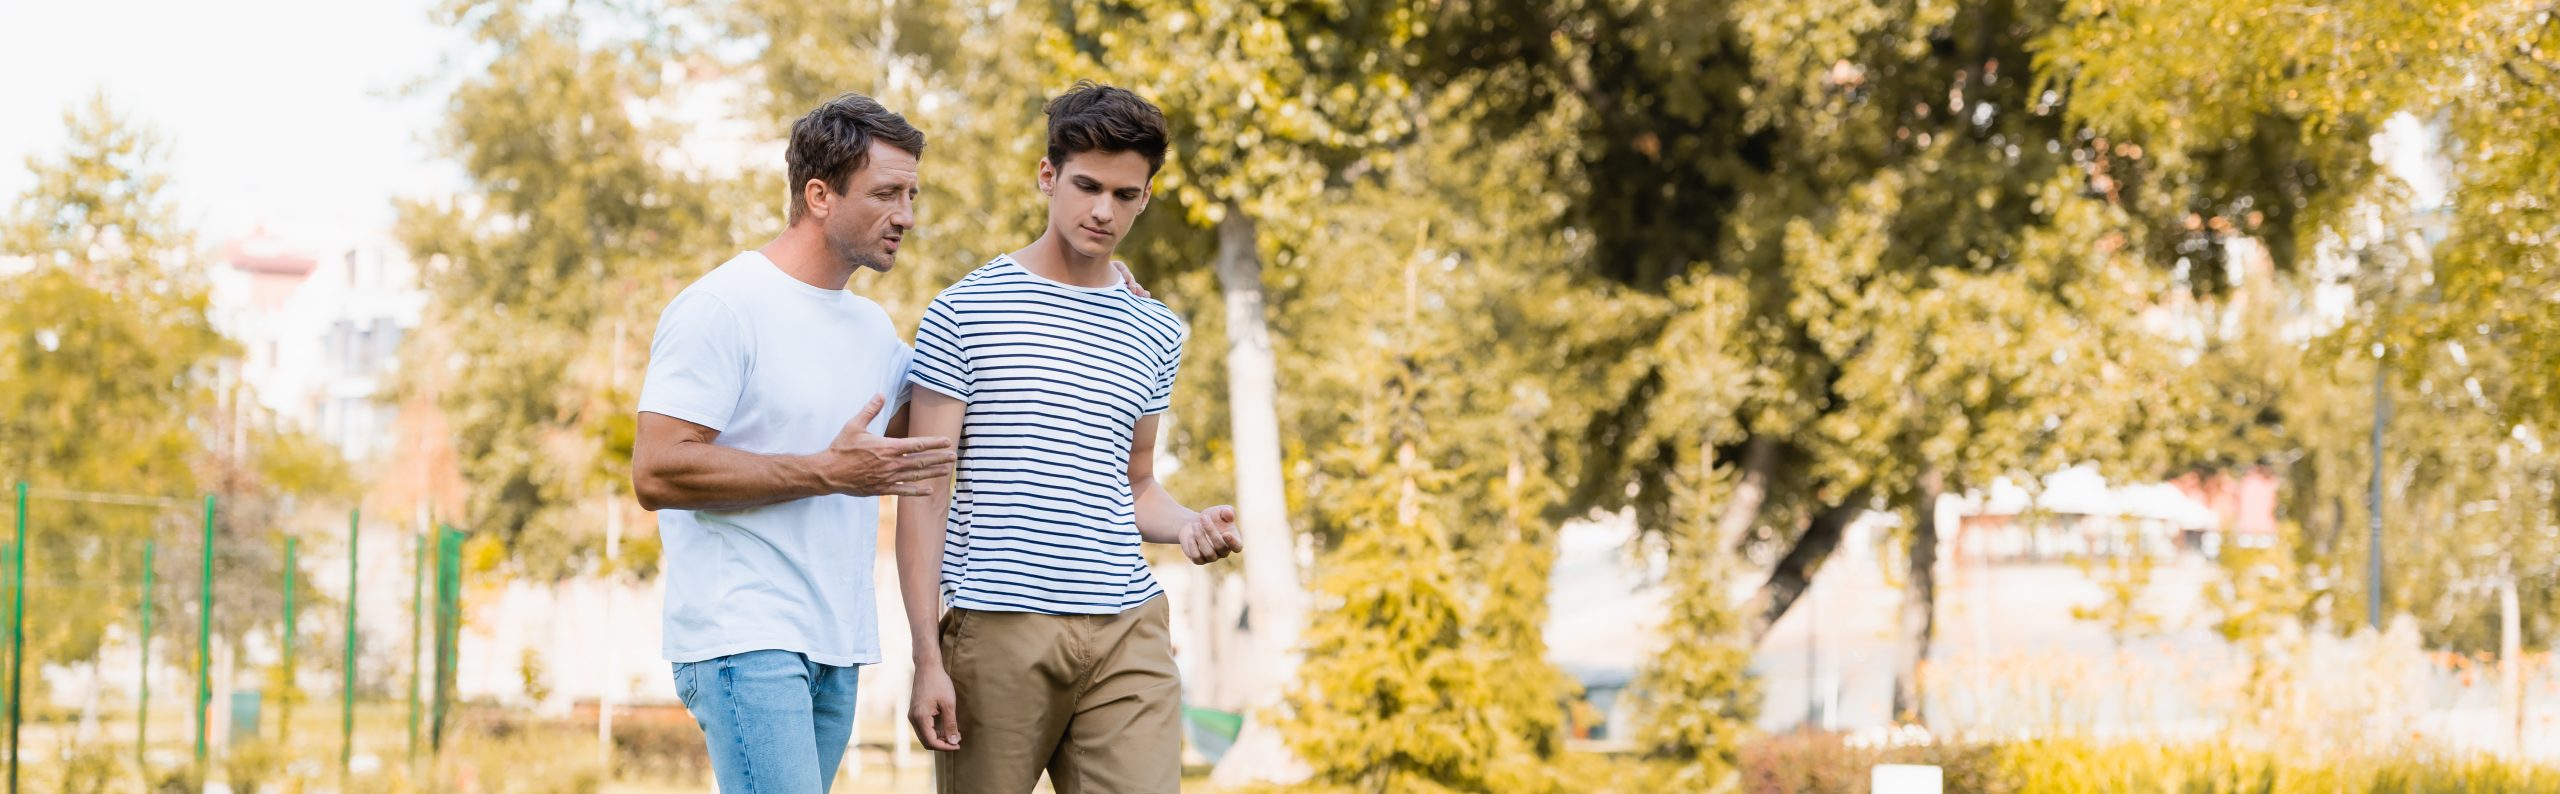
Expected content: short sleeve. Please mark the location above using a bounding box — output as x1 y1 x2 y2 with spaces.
1142 323 1186 416
637 290 750 431
884 342 916 417
907 296 974 402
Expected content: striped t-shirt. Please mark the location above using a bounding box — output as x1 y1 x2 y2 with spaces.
908 255 1187 615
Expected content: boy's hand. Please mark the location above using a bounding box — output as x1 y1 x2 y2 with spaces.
1177 505 1243 564
909 662 962 751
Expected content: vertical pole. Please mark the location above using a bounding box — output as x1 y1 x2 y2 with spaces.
282 536 298 743
196 494 214 771
9 481 26 794
431 527 460 757
139 540 155 767
342 508 359 775
2369 351 2387 632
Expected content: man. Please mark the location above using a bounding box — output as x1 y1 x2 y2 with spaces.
629 93 955 794
897 81 1244 794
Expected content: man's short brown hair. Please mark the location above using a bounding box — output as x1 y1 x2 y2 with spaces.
786 92 926 224
1044 81 1168 176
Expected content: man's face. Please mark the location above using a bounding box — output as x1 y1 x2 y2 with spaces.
1039 150 1152 261
814 140 920 274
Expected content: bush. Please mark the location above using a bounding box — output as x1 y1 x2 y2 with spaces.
1734 733 2560 794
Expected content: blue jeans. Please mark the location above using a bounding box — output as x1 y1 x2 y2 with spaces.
674 650 862 794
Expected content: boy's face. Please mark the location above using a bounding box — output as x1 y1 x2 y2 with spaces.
1039 149 1152 262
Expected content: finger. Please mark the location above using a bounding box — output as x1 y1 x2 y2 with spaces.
893 483 931 498
898 449 959 467
1113 260 1150 298
1220 527 1244 554
910 711 945 751
1180 529 1203 564
936 701 963 748
895 457 955 476
895 435 955 454
849 394 887 431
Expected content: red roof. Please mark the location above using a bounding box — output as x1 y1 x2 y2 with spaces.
220 229 317 276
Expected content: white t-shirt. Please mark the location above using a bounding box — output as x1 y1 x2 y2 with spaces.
637 250 911 666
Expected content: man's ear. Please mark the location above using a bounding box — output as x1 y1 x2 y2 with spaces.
1037 158 1057 197
802 178 833 220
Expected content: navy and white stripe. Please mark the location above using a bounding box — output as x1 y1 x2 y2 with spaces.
909 255 1186 615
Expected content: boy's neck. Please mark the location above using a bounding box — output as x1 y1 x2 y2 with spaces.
1011 226 1119 288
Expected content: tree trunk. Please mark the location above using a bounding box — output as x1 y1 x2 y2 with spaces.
2503 559 2524 755
1206 205 1312 785
1742 492 1869 645
1890 473 1946 726
1712 436 1778 552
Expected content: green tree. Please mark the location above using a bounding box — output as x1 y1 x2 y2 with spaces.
2053 0 2560 657
2 95 348 717
399 0 735 578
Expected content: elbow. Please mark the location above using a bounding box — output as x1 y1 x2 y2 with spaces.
631 469 670 512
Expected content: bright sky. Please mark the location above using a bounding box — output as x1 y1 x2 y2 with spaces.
0 0 461 248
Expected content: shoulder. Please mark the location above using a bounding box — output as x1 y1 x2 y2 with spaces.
1117 293 1189 346
934 258 1022 298
659 279 745 328
670 255 764 313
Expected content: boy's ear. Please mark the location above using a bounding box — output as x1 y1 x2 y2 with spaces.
1038 158 1056 197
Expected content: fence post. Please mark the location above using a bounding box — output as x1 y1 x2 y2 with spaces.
9 480 26 794
430 526 461 757
195 494 214 771
342 508 359 775
282 536 298 743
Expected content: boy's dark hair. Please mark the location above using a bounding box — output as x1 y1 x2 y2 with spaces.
1044 81 1169 175
786 92 926 224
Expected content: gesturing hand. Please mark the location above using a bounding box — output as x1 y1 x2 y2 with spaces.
818 395 955 498
1177 505 1243 565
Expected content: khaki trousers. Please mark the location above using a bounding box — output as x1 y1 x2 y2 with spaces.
935 596 1182 794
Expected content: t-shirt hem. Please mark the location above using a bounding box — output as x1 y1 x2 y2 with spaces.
908 375 971 403
665 640 880 667
950 590 1165 617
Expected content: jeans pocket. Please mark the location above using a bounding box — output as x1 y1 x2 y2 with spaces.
672 661 699 707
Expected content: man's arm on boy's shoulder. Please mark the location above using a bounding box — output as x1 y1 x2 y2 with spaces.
1129 414 1242 565
896 388 966 751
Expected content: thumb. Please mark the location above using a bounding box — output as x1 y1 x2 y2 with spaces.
847 394 887 433
937 700 962 744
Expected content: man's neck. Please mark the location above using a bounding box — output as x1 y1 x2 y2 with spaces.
1011 227 1118 288
759 223 854 291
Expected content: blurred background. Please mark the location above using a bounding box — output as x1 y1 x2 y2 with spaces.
3 0 2558 791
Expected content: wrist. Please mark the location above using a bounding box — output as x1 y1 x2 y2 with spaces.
789 453 839 496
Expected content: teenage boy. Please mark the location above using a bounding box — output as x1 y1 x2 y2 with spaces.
896 82 1243 794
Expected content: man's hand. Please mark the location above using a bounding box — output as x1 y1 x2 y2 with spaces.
814 395 955 497
908 662 962 751
1177 505 1243 565
1112 259 1151 299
